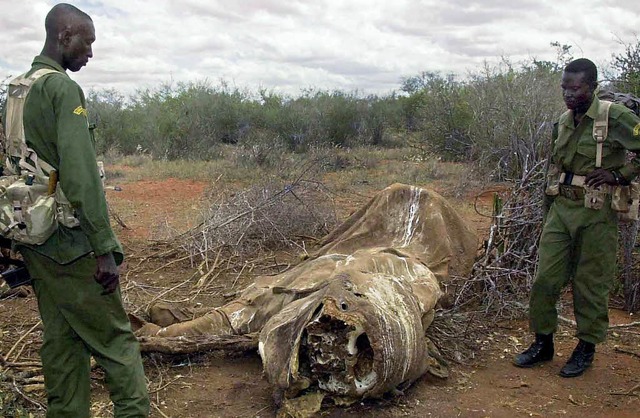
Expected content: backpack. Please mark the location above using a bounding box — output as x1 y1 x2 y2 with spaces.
4 69 58 176
595 89 640 221
597 89 640 116
1 69 80 245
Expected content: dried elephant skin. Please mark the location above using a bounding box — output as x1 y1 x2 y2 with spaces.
134 183 478 407
259 247 443 402
312 183 478 281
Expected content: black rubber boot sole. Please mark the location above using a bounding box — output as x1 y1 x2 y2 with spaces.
559 361 593 378
512 354 553 368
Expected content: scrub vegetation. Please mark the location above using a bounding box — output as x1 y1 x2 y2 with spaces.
78 40 639 186
87 59 565 182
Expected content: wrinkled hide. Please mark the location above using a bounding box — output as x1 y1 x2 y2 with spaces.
259 248 441 400
134 183 478 407
136 254 347 338
313 183 478 280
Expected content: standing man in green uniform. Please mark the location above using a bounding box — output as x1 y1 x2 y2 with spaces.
7 4 150 416
513 58 640 377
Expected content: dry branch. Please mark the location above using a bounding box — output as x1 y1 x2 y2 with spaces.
10 378 46 410
5 321 41 361
138 333 259 354
610 320 640 329
614 345 640 358
107 201 129 229
451 157 547 319
611 382 640 396
452 145 640 319
148 162 338 271
427 310 484 364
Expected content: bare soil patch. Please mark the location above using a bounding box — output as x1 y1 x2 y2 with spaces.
108 178 209 241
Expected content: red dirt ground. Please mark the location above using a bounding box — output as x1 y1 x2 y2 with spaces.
1 174 638 418
108 178 209 241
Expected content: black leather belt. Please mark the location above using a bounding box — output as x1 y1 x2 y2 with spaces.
562 172 575 185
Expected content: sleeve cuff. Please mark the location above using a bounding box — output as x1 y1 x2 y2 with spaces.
617 165 636 183
86 228 124 265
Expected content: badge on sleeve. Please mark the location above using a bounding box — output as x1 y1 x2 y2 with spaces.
73 106 87 117
634 123 640 136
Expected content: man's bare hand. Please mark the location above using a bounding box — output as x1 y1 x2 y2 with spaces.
585 168 616 188
95 253 119 294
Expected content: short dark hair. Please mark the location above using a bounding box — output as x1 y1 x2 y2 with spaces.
45 3 92 40
564 58 598 87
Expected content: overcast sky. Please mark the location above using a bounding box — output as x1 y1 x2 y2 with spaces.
1 0 639 97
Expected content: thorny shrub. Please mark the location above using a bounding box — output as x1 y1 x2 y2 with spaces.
181 180 338 261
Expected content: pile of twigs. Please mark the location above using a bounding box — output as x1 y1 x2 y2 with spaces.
426 311 486 364
121 165 339 315
0 321 46 414
619 220 640 311
424 157 548 363
179 178 337 263
450 154 640 318
453 158 547 319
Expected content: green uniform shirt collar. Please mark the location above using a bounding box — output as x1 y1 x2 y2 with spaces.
558 96 601 129
559 110 573 129
31 55 66 73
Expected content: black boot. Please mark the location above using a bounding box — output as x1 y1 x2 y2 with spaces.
559 339 595 378
513 333 554 368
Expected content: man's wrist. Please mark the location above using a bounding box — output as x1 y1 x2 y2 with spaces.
611 170 629 186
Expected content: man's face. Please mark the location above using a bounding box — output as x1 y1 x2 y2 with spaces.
61 19 95 72
561 71 594 112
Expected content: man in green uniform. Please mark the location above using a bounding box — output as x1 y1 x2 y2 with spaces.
6 4 150 416
513 58 640 377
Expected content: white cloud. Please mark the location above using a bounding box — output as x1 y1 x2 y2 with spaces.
0 0 638 96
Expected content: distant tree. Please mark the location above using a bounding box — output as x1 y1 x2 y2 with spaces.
610 36 640 96
529 42 573 74
86 88 129 155
551 41 574 69
399 71 472 159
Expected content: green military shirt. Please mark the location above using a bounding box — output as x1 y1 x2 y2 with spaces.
15 55 123 264
552 95 640 180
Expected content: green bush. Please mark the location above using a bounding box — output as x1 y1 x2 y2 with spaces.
400 72 472 160
82 50 590 183
86 82 406 160
609 36 640 96
463 59 565 179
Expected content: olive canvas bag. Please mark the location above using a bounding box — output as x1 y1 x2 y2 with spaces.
1 69 80 244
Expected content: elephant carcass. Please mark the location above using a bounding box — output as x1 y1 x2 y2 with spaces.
259 247 446 402
135 183 478 405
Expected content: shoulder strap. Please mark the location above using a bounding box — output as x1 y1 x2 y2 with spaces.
4 68 59 176
593 100 612 168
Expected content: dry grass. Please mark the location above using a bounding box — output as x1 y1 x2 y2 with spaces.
108 145 465 186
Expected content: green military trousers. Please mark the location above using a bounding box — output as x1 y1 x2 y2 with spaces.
21 248 150 418
529 195 618 344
